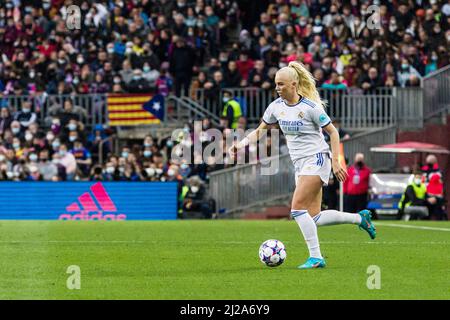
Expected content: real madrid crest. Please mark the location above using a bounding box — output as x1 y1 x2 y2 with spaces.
298 111 305 119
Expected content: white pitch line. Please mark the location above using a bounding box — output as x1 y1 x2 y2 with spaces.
376 223 450 232
0 240 449 245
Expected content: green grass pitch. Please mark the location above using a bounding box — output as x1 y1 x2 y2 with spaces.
0 220 449 299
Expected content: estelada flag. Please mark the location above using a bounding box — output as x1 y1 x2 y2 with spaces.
338 142 347 171
107 93 165 126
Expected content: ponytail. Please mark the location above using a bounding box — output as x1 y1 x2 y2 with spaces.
288 61 325 108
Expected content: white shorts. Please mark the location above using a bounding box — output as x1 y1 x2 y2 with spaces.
293 152 332 186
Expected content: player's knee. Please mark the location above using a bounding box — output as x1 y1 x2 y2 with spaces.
291 199 308 210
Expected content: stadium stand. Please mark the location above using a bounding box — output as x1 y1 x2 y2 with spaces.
0 0 448 217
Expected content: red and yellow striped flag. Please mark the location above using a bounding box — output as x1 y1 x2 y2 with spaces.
107 94 161 126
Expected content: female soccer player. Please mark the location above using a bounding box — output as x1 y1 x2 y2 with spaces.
230 62 376 269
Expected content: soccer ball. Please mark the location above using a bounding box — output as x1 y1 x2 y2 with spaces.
259 239 287 267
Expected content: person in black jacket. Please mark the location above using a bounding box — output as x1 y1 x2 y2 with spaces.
169 38 195 96
0 107 13 137
223 60 242 88
182 176 214 219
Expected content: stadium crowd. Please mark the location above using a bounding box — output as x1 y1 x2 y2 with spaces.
0 1 448 217
0 0 448 98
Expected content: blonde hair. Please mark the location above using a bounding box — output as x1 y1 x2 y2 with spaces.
286 61 325 108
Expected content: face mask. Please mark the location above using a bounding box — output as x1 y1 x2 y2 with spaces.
431 55 438 61
143 66 150 72
145 168 155 176
43 3 50 10
69 136 77 142
107 48 114 54
155 168 163 175
106 166 115 174
144 142 153 147
223 97 230 103
68 123 77 131
25 133 33 141
133 75 141 80
143 150 152 158
73 78 79 85
191 186 199 193
59 150 67 157
46 133 55 141
167 169 175 177
52 159 60 165
315 19 321 25
402 64 409 70
180 163 189 170
188 31 194 36
0 155 5 162
299 21 307 27
30 72 35 78
414 178 422 185
126 48 133 55
356 161 364 168
22 108 30 113
13 143 20 149
30 154 38 162
12 127 20 135
52 119 60 125
52 141 60 149
77 57 84 64
343 50 350 55
121 151 129 158
114 78 121 84
166 140 173 147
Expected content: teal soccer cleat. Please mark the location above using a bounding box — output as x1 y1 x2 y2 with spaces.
358 209 377 240
297 257 326 269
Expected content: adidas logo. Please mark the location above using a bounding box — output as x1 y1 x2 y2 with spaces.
59 182 126 220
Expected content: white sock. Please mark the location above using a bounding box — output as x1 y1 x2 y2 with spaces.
291 210 322 259
313 210 362 227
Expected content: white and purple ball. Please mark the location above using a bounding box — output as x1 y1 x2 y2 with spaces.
258 239 287 267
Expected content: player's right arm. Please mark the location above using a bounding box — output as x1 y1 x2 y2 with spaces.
228 121 269 157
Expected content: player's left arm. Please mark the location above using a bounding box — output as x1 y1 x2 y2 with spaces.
322 123 348 182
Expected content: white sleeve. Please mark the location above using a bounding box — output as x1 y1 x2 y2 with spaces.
262 103 277 125
309 106 331 128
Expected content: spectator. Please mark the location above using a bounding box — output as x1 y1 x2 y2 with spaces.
421 154 443 183
70 140 92 178
221 90 243 129
58 143 77 181
0 107 13 136
343 153 372 213
398 171 431 221
223 61 242 88
182 175 214 219
38 149 58 181
58 100 80 128
236 52 255 82
15 100 37 129
426 173 447 220
359 67 384 94
397 58 422 87
169 38 195 96
321 72 348 90
127 69 151 94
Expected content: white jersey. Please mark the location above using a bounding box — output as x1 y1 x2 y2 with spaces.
262 97 331 162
